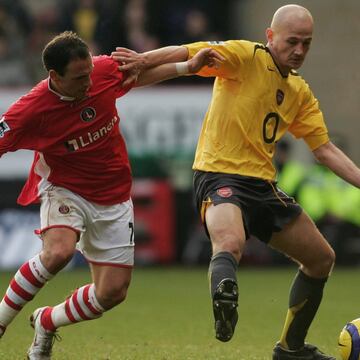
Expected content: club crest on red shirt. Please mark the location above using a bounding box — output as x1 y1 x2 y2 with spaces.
59 205 70 214
80 107 96 122
0 117 10 138
217 187 233 198
276 89 284 105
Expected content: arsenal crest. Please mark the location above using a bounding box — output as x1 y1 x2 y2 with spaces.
217 187 233 198
276 89 284 105
80 107 96 122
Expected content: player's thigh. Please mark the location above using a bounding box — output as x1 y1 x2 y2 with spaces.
269 211 335 276
42 227 78 254
205 202 246 258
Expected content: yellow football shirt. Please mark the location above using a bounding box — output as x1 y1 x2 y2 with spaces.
185 40 329 181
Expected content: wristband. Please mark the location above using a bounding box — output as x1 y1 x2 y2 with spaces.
175 62 189 75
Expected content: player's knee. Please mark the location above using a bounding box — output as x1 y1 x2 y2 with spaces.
214 237 243 261
308 247 336 277
98 282 130 309
41 246 75 272
321 247 336 274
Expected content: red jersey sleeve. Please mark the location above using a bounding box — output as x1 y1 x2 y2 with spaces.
0 96 42 157
93 55 133 97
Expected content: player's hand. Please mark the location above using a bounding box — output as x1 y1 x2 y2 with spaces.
111 47 146 72
112 47 147 87
187 48 225 74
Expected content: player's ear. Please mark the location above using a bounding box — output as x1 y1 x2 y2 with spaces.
49 69 61 82
266 28 273 43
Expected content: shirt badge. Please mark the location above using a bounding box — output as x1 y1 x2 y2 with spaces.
217 187 233 198
80 107 96 122
59 205 70 214
0 117 10 138
276 89 285 105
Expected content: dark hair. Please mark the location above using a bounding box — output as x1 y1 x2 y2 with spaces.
42 31 90 76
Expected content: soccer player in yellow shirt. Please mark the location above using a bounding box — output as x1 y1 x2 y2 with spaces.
113 4 360 360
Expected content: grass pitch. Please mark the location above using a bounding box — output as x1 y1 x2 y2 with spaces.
0 266 358 359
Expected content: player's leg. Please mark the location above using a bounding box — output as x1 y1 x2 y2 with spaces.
205 202 246 342
270 211 336 360
27 265 131 360
28 198 134 359
0 227 77 339
36 264 132 330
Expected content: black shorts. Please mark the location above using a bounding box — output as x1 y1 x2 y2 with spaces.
193 171 302 243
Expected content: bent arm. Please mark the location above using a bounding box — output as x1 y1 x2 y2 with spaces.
135 48 223 87
135 63 183 87
312 141 360 188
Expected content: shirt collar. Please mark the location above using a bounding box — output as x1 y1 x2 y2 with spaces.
47 78 75 101
265 47 289 78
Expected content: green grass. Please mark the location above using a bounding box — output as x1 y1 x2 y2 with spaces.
0 266 358 359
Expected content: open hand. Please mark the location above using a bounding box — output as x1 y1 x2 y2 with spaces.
111 47 146 87
111 47 146 72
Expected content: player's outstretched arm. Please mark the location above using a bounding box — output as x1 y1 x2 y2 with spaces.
112 46 189 72
134 48 224 88
312 141 360 188
112 46 189 87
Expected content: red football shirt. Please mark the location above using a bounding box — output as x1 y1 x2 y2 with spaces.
0 55 133 206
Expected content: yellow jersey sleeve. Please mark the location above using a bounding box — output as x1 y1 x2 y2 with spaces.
288 83 329 150
184 40 255 80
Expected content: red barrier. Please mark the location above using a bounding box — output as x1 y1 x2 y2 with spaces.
131 179 175 264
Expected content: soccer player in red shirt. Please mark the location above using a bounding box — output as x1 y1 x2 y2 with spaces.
0 31 222 359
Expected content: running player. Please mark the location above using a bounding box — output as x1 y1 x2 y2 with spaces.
112 4 360 359
0 31 222 359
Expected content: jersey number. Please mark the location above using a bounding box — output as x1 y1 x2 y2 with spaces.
129 222 134 244
262 112 279 144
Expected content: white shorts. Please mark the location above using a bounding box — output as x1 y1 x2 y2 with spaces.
37 181 135 267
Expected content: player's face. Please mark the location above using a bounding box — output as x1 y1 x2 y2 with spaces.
267 23 312 74
55 56 94 100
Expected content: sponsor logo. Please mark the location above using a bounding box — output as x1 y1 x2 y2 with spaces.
276 89 285 105
59 205 70 214
32 261 47 281
207 41 225 45
65 116 118 152
217 187 233 198
80 107 96 122
0 117 10 138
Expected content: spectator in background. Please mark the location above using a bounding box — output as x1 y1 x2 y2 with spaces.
26 3 60 83
0 0 33 85
121 0 160 52
276 136 360 266
275 139 307 200
56 0 101 54
56 0 160 55
294 135 360 265
149 0 231 45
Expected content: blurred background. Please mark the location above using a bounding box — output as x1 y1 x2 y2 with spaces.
0 0 359 270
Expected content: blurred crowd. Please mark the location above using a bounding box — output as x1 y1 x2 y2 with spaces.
0 0 233 86
274 138 360 265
